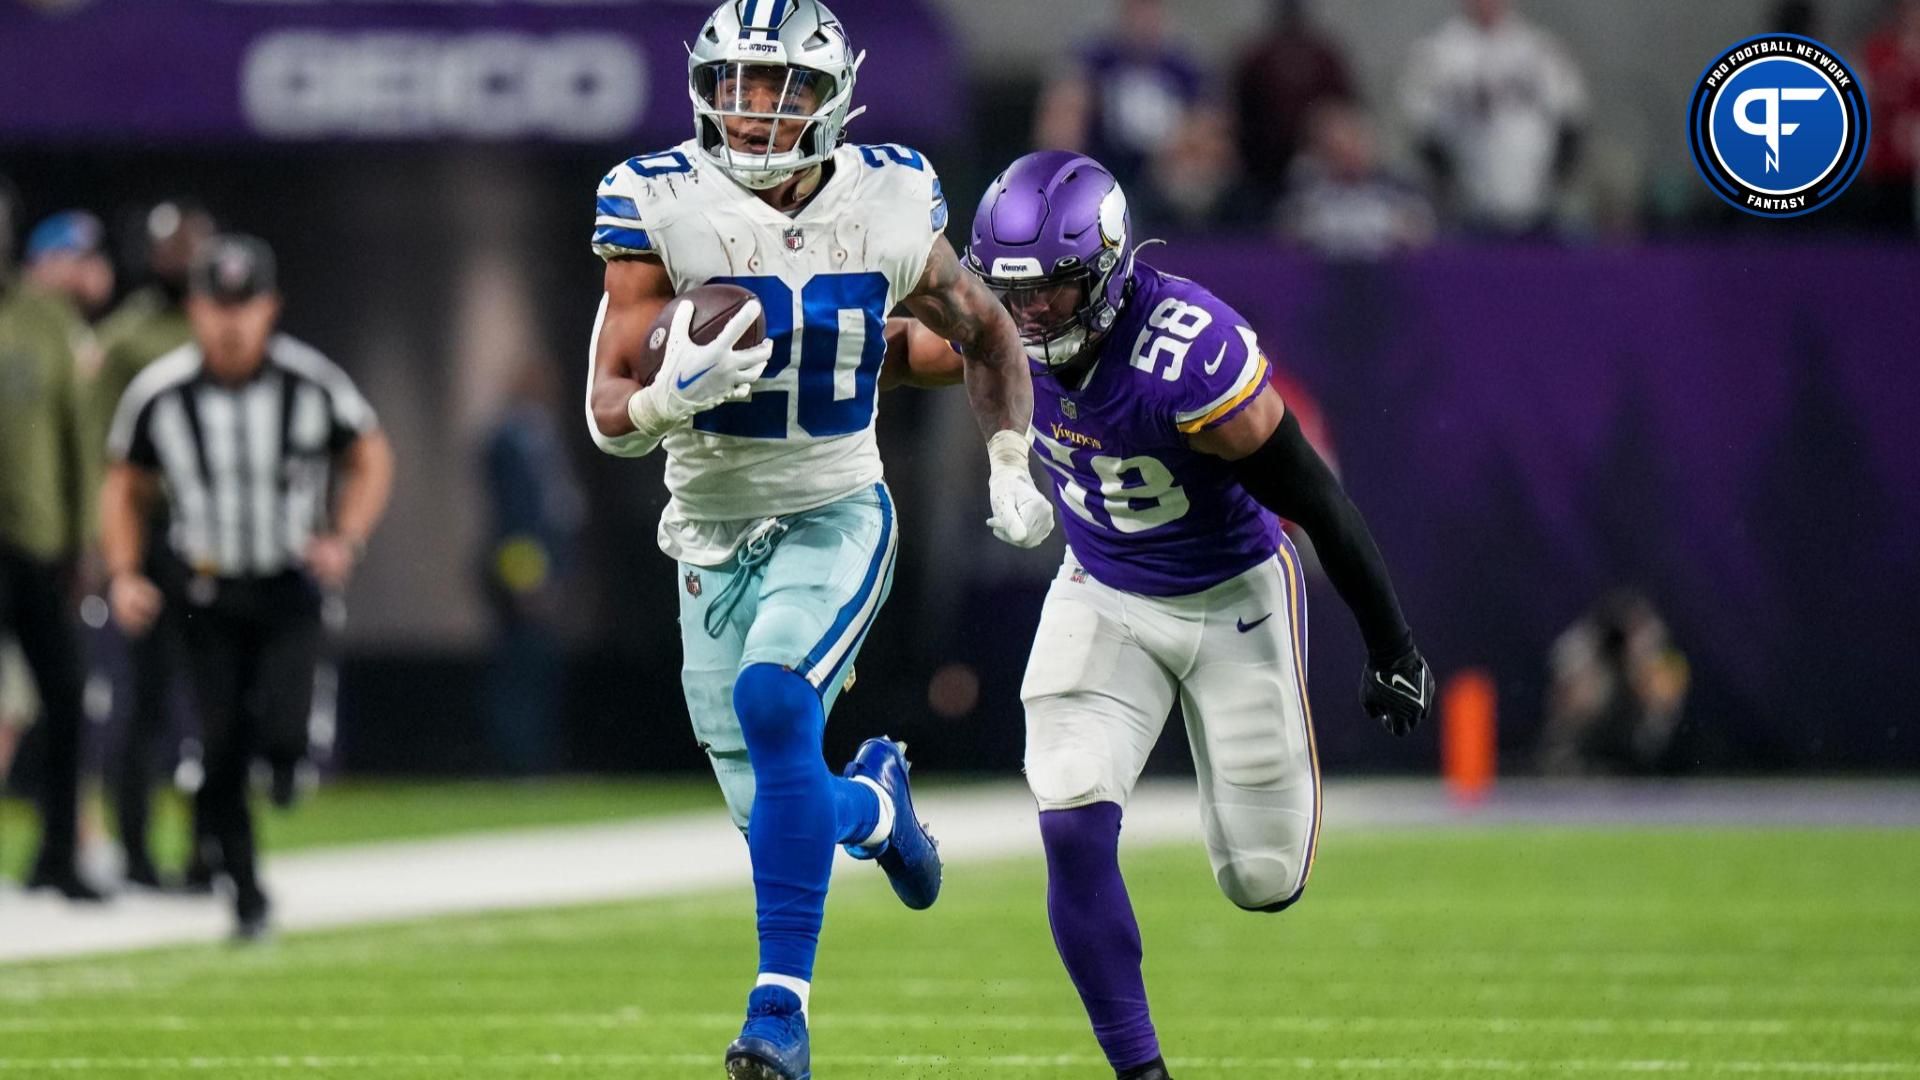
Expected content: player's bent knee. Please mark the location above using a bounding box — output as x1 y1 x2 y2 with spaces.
731 662 818 750
1024 735 1112 810
1217 854 1309 913
1243 888 1308 914
1026 760 1108 809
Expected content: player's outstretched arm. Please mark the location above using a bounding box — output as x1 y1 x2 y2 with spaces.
1191 389 1435 736
901 236 1030 437
879 317 965 391
901 237 1054 548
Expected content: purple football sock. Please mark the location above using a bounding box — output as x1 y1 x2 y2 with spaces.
1039 802 1161 1072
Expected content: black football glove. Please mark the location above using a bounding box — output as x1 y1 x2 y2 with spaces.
1360 645 1434 736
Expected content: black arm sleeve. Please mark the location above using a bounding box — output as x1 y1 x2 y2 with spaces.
1232 409 1412 662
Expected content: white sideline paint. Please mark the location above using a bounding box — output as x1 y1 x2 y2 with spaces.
0 783 1195 964
4 778 1916 964
1 1052 1917 1074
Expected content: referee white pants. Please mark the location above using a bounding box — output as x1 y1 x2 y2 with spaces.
1020 543 1322 911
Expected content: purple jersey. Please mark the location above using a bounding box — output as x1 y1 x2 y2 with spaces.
1030 263 1281 597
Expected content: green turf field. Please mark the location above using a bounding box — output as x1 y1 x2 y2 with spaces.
4 827 1917 1078
1 778 725 878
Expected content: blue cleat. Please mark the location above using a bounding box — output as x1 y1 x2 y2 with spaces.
842 736 942 910
725 985 810 1080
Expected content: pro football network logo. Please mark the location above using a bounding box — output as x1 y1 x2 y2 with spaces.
1688 34 1869 218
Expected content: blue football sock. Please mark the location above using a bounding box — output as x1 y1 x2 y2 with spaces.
832 772 883 847
731 663 878 979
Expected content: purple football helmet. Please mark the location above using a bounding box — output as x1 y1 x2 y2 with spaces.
966 151 1134 369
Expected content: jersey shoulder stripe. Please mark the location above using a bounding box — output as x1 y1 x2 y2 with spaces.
592 143 709 261
107 343 201 457
1176 349 1269 434
270 334 378 432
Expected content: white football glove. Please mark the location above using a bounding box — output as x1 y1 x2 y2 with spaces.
985 429 1055 549
630 299 773 432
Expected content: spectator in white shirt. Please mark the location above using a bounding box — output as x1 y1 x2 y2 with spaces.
1402 0 1588 236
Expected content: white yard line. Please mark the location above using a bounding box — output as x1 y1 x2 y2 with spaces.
3 778 1915 965
2 1053 1917 1074
0 783 1191 964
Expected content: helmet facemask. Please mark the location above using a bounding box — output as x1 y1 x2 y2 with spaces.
691 60 853 188
974 245 1127 372
982 270 1093 368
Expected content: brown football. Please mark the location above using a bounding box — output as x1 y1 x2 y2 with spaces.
634 283 767 387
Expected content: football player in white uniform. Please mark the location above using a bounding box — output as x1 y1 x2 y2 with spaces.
582 2 1052 1077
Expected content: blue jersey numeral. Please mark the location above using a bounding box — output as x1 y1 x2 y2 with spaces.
693 272 889 440
858 144 924 171
694 277 795 439
626 150 694 178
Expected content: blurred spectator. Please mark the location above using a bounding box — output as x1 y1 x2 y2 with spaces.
1132 105 1264 234
92 199 213 890
1537 589 1690 776
1769 0 1819 36
23 211 114 323
1279 102 1435 259
0 172 103 901
1033 0 1204 189
1231 0 1356 204
1860 0 1920 231
1401 0 1588 236
95 201 214 435
479 360 584 776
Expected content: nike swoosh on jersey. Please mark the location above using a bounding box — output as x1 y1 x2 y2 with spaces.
675 364 717 391
1236 613 1273 633
1204 341 1227 374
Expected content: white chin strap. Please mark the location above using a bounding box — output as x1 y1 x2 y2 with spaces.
729 164 804 190
1029 325 1090 368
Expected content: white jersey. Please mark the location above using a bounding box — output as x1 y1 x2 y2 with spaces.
591 138 948 564
1401 14 1587 229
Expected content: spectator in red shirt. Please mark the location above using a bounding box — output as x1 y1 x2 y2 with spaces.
1860 0 1920 230
1231 0 1356 205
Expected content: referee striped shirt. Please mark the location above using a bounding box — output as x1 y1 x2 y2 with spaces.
106 334 378 579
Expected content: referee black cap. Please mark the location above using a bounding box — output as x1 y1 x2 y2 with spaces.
190 233 277 302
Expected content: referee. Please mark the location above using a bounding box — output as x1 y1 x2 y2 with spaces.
99 235 394 938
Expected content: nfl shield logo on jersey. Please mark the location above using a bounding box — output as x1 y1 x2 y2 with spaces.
1061 398 1078 419
783 226 805 252
685 571 702 598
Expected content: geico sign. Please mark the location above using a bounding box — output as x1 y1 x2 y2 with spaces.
243 31 647 138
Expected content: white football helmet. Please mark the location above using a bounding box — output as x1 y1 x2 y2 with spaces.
687 0 865 190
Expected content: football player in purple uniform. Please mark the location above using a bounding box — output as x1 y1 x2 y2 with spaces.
885 150 1434 1080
